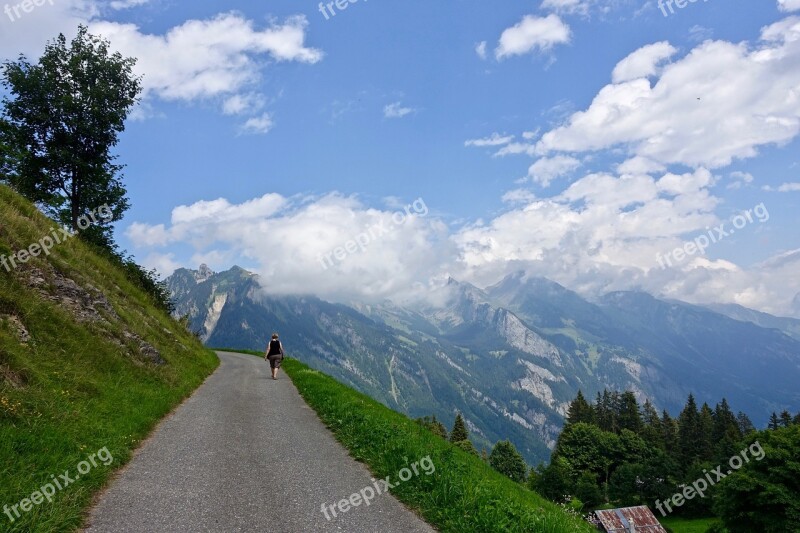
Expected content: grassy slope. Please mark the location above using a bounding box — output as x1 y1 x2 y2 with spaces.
219 347 593 533
0 185 219 532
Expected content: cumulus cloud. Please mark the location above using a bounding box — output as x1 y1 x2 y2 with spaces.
611 41 677 83
128 193 454 303
0 3 322 131
89 14 321 102
528 155 581 187
534 19 800 169
495 14 571 59
127 164 799 316
778 0 800 12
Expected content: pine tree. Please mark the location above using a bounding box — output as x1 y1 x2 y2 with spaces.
662 410 679 457
489 440 528 483
618 391 643 434
794 413 800 426
737 412 756 435
450 413 469 443
678 394 701 465
566 390 595 426
779 410 793 428
641 400 664 449
769 412 781 431
698 403 715 462
713 399 742 460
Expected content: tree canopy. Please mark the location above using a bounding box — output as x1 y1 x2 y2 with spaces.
1 25 141 248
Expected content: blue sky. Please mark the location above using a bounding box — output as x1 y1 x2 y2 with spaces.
2 0 799 315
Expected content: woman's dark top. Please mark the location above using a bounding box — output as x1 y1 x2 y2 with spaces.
267 339 284 357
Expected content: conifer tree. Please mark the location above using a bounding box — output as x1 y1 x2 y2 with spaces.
566 390 595 426
450 413 469 443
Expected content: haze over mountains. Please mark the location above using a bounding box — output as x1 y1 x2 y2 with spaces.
168 265 800 464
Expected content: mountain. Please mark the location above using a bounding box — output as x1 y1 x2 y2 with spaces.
707 302 800 342
167 266 800 464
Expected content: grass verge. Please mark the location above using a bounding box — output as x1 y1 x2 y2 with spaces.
0 185 219 532
225 350 594 533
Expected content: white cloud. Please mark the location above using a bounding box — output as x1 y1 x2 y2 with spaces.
109 0 151 9
535 19 800 169
763 182 800 192
778 0 800 12
384 102 415 119
475 41 488 60
612 41 676 83
465 133 515 147
495 14 571 60
728 171 754 190
89 14 322 103
0 6 322 131
240 112 274 135
127 193 453 303
222 93 266 116
528 155 581 187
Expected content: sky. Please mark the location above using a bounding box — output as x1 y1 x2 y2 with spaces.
1 0 800 316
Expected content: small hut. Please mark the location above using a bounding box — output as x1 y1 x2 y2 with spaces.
593 506 667 533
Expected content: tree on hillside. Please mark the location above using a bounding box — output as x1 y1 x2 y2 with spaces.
713 399 743 460
489 440 528 483
737 411 755 435
768 412 780 430
794 413 800 426
641 400 664 449
779 410 792 428
678 394 701 465
713 426 800 532
1 26 141 248
565 390 595 426
661 410 679 457
617 392 643 434
450 413 469 443
697 403 715 462
416 415 448 440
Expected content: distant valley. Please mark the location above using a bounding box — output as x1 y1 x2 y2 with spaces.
168 266 800 464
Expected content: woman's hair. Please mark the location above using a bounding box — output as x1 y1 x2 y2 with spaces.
272 333 279 340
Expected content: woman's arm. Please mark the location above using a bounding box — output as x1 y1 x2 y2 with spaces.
279 342 285 357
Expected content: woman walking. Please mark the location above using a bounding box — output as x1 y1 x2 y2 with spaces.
265 333 285 380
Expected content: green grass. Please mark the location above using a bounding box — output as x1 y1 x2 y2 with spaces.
660 516 720 533
229 350 594 533
0 185 219 532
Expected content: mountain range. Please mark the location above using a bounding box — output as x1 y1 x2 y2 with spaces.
167 266 800 464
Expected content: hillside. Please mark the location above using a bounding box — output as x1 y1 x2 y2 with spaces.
169 265 800 466
0 185 218 532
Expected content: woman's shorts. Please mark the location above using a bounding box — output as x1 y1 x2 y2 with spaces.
268 356 283 369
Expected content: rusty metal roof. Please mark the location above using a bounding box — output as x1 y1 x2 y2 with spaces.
594 506 668 533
